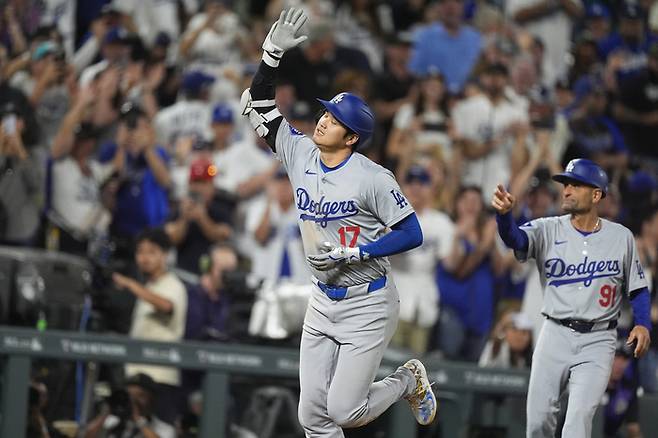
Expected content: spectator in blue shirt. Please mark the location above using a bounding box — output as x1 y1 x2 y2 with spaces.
408 0 482 94
598 3 658 73
99 103 171 253
184 244 239 341
436 186 505 361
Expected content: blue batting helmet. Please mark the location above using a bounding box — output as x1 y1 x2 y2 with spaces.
317 92 374 147
552 158 609 197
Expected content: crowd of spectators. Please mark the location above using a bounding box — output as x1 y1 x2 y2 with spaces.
2 0 658 436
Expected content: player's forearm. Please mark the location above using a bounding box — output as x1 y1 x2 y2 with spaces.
496 212 529 252
630 287 652 331
247 61 283 150
359 213 423 259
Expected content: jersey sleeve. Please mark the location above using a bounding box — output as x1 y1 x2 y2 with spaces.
514 218 548 262
366 169 415 227
625 231 649 295
274 118 314 173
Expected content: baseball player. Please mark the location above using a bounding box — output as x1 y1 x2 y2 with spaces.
491 158 652 438
240 8 437 437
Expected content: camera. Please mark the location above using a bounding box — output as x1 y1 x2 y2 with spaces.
107 388 132 423
119 102 145 131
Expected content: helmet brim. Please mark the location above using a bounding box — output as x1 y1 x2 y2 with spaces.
552 173 607 198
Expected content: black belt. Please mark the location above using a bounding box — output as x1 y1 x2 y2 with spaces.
545 315 617 333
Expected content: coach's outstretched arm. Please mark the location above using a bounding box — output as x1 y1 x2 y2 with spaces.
241 9 308 152
491 184 529 252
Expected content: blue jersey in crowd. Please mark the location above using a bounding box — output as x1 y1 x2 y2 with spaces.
98 143 170 238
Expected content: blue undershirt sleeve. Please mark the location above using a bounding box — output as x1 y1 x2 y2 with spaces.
496 211 529 252
630 287 652 331
360 213 423 259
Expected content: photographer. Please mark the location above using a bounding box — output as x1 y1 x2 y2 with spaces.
165 157 234 275
0 103 43 245
99 104 171 254
185 244 239 341
112 228 187 424
84 373 175 438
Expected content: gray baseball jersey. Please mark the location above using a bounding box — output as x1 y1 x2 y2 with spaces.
275 119 415 286
516 215 647 321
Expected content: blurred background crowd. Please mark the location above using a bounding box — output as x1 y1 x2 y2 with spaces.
1 0 658 436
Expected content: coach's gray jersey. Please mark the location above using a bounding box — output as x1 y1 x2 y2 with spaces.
516 215 647 321
275 119 414 286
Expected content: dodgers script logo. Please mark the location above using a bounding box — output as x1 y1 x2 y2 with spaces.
544 257 621 287
296 188 358 227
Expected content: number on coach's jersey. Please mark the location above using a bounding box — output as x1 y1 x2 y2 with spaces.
598 284 617 308
390 189 408 209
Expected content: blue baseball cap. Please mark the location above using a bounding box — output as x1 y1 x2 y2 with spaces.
154 32 171 47
104 27 130 45
405 165 431 184
181 71 215 93
586 3 610 19
211 104 233 124
628 171 658 193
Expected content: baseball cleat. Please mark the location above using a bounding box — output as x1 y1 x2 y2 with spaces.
403 359 437 425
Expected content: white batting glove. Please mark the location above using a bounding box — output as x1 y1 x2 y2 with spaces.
307 242 361 271
262 8 308 67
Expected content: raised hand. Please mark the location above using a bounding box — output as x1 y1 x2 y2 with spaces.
262 8 308 57
491 184 516 215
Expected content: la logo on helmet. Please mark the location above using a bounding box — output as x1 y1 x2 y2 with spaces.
331 93 346 104
566 160 575 173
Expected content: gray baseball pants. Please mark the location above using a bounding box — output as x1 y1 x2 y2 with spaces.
298 279 415 437
527 318 616 438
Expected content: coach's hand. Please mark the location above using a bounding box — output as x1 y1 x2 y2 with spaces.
627 325 651 358
307 242 361 271
263 8 308 57
491 184 516 215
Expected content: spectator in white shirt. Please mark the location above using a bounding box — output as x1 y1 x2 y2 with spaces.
390 165 455 354
479 311 534 369
113 228 187 424
506 0 584 86
246 168 308 285
179 0 245 66
79 26 131 87
155 70 214 154
451 63 529 198
49 114 122 255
